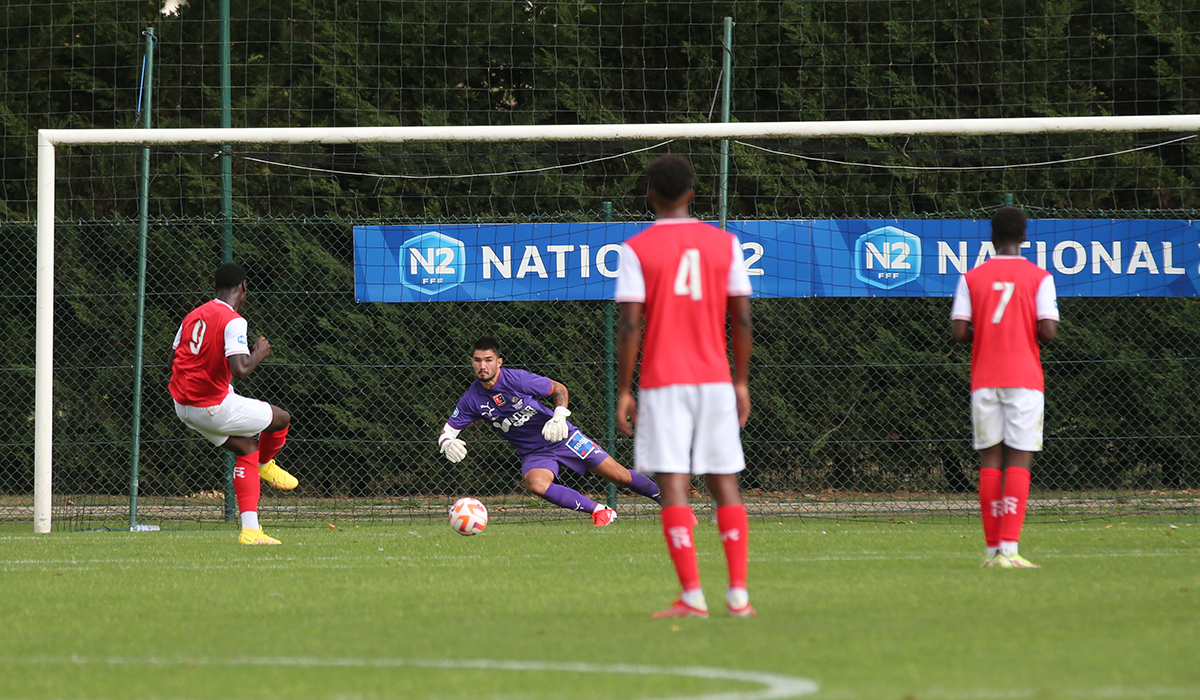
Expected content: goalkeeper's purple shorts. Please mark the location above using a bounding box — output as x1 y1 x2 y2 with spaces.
519 429 609 477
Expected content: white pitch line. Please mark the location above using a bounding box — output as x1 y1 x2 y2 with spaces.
5 656 1197 699
881 686 1200 699
788 684 1200 700
0 656 819 700
750 548 1195 564
0 547 1191 571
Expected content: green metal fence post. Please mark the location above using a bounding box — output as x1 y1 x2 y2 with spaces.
602 201 617 508
220 0 237 523
716 17 735 515
129 27 156 530
718 17 734 230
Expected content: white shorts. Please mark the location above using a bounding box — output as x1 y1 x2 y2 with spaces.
971 387 1044 452
175 391 273 446
634 383 746 475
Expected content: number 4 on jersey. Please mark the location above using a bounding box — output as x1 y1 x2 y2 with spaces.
674 248 702 300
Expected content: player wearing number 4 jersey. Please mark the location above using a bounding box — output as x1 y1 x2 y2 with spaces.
616 155 755 619
169 262 298 545
438 337 661 526
951 207 1059 569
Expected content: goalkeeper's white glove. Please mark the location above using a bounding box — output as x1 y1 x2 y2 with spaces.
541 406 571 442
441 438 467 463
438 424 467 463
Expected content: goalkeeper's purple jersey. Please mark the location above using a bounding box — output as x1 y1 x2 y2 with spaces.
446 368 578 457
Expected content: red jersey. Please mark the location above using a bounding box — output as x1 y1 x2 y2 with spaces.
950 256 1059 392
168 299 251 407
614 219 752 389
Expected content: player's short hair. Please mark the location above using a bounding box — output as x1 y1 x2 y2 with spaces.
645 154 694 201
991 207 1027 246
214 262 248 291
472 336 502 357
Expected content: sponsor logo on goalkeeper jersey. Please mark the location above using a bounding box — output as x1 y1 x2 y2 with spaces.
854 226 923 290
491 405 538 433
400 231 466 295
566 431 596 459
491 394 506 406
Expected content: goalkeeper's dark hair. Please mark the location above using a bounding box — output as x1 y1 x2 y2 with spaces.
214 262 248 291
991 207 1027 246
645 154 694 201
472 336 502 357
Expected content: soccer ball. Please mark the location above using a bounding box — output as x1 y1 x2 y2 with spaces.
449 497 488 536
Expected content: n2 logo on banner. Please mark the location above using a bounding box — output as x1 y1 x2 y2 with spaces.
854 226 922 290
401 232 466 296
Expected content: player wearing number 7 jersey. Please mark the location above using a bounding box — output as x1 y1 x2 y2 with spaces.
615 154 755 618
169 262 298 545
951 207 1059 569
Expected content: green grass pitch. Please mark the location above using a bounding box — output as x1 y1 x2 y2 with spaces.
1 515 1197 699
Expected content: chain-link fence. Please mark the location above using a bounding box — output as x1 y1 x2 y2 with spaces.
2 213 1196 529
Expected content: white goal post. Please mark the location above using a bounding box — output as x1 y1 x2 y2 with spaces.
33 114 1200 531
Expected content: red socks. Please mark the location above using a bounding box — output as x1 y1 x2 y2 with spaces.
661 506 701 592
233 426 290 521
978 467 1003 548
258 425 289 464
233 450 261 514
980 466 1032 547
716 504 749 590
662 504 750 593
999 466 1031 544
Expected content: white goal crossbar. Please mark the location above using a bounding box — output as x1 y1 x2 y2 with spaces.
33 115 1200 531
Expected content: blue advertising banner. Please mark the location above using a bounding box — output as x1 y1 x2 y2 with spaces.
354 220 1200 301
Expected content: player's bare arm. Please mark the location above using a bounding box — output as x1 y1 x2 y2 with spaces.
951 319 972 343
228 336 271 379
546 380 569 409
1038 319 1058 342
729 295 753 427
541 379 572 442
614 301 644 436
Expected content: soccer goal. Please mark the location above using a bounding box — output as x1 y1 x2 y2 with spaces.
32 115 1200 532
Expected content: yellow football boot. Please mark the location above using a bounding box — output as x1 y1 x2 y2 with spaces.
238 527 281 545
258 459 298 490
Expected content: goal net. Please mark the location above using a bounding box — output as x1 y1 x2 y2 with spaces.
26 117 1200 532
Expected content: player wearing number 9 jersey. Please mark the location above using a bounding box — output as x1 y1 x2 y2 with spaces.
169 262 298 545
951 207 1059 569
615 154 755 619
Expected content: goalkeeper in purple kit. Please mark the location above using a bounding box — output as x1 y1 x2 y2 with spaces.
438 337 661 526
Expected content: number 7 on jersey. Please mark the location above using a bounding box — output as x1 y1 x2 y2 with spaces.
991 281 1014 323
